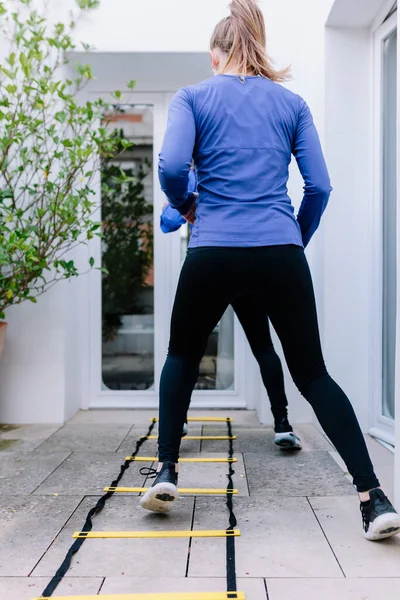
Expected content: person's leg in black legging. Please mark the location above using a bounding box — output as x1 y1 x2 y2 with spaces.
251 245 379 493
232 295 288 423
158 249 234 463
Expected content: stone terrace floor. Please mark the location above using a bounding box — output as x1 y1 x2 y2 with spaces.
0 410 399 600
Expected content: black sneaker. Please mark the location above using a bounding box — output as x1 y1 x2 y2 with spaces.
360 489 400 541
274 418 301 450
182 422 188 437
139 462 179 513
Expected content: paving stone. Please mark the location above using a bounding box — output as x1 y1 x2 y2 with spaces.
244 451 355 497
101 577 267 600
0 452 71 495
33 496 194 578
202 424 332 453
0 577 102 600
177 453 249 496
35 424 133 453
310 496 400 577
33 452 149 496
118 426 203 456
68 410 154 425
267 578 400 600
0 424 62 452
189 496 342 578
0 496 83 576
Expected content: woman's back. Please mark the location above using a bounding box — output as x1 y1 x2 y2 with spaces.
159 74 331 248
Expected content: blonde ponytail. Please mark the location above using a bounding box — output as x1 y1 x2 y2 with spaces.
210 0 290 82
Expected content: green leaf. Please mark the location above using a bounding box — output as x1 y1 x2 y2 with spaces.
113 90 121 99
5 83 17 94
55 111 67 124
62 139 73 148
97 267 109 275
6 290 13 300
0 3 6 16
7 53 16 67
127 80 136 90
28 296 37 304
89 256 95 267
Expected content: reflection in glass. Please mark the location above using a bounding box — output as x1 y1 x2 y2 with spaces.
101 106 154 390
180 223 235 391
382 30 397 420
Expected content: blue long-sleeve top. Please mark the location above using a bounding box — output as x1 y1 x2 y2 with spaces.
159 74 332 248
160 169 197 233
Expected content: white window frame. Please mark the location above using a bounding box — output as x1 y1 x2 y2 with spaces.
370 10 398 446
85 91 247 410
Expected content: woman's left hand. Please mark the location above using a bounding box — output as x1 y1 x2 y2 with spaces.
183 193 198 225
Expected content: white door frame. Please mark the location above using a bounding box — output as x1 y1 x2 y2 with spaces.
369 11 397 445
87 91 247 409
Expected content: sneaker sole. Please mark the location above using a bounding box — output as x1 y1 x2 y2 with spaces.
274 432 302 450
365 512 400 541
139 482 179 513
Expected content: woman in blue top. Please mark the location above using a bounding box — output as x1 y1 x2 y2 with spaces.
161 171 302 450
141 0 400 541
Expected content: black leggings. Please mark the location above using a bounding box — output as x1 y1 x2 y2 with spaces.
232 297 288 423
159 245 379 493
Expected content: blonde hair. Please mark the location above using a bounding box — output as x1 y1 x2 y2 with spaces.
210 0 290 82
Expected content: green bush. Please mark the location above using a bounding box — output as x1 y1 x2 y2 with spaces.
0 0 135 319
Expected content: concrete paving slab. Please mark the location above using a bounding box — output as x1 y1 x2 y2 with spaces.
69 410 261 427
0 577 102 600
33 496 194 578
119 427 203 456
244 451 355 497
0 452 71 495
0 424 61 452
309 496 400 577
33 452 148 496
101 577 267 600
267 578 400 600
0 495 83 576
189 496 342 578
36 424 133 453
202 424 332 452
177 453 249 496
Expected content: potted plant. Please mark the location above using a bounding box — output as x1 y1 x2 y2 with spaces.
0 0 135 357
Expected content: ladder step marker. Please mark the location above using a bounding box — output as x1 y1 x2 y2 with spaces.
73 529 240 539
151 417 233 423
34 592 246 600
146 436 236 441
104 487 238 495
126 456 237 463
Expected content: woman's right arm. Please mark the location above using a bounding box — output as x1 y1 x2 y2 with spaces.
293 99 332 248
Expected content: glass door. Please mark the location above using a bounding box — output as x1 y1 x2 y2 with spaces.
89 92 246 409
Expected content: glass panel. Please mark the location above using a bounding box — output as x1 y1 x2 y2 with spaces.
179 220 235 391
102 105 154 391
382 29 397 420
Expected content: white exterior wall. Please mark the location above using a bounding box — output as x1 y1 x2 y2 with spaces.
1 0 335 423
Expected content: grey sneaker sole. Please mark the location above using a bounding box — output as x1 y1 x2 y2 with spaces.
139 482 179 513
274 432 302 450
364 512 400 541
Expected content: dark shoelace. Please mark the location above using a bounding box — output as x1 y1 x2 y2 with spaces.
139 467 158 479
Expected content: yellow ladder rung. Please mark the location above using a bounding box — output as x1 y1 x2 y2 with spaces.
104 487 238 495
126 456 237 463
151 417 233 423
73 529 240 539
147 436 236 441
34 592 246 600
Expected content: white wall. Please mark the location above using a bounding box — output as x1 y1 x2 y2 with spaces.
323 27 373 432
0 0 335 423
